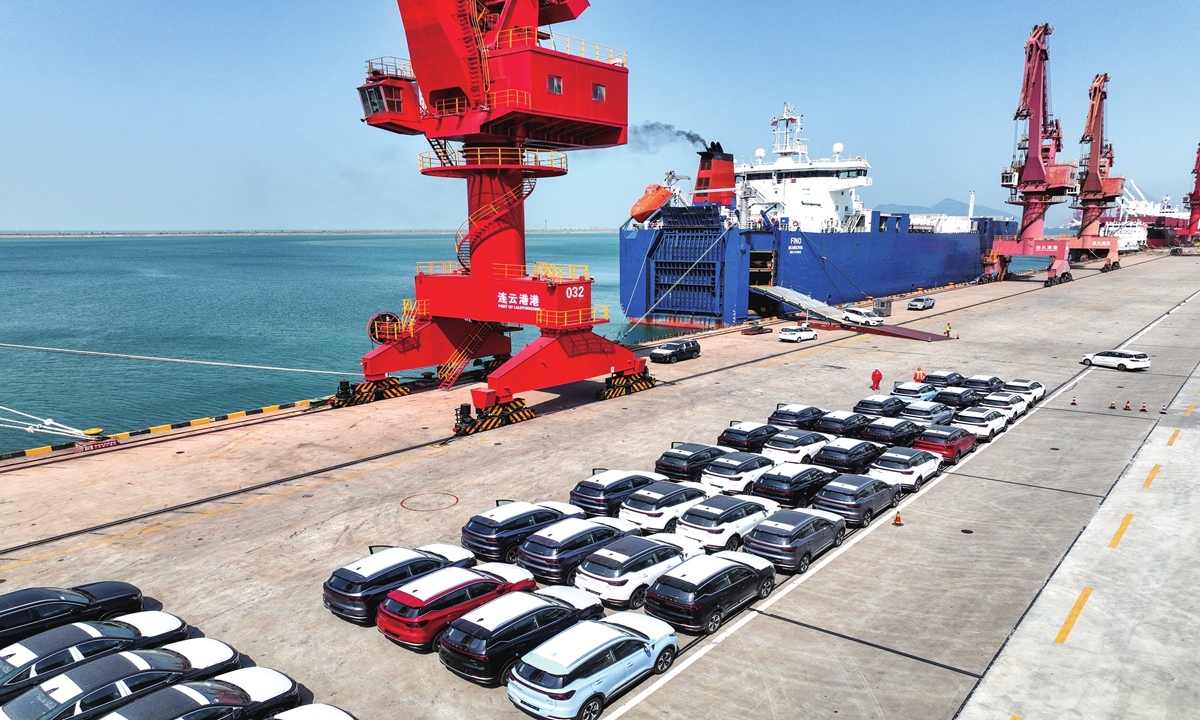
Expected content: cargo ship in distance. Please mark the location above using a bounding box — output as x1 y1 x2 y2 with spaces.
619 104 1017 327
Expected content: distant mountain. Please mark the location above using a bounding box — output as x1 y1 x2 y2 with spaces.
873 198 1014 218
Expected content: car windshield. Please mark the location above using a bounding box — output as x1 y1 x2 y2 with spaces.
980 399 1007 407
572 483 604 498
920 434 951 444
705 464 743 477
381 597 421 619
443 626 487 653
4 687 62 720
522 539 558 557
748 528 792 545
659 343 683 352
1003 384 1028 393
623 496 659 512
893 387 921 397
765 436 804 449
813 420 845 431
653 577 697 604
681 510 722 528
903 409 932 418
187 680 252 706
955 416 987 425
656 455 686 467
580 558 623 579
326 574 363 594
464 519 498 536
874 458 910 470
515 661 567 690
857 401 883 409
817 490 855 502
1132 353 1148 359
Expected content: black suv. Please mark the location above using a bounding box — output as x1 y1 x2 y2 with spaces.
645 552 775 634
439 588 604 685
517 518 640 584
323 544 477 623
923 370 966 388
751 464 839 507
963 375 1006 394
810 411 873 438
569 470 663 516
932 387 985 410
0 584 143 645
858 417 924 447
716 422 783 453
461 501 584 564
654 443 727 481
649 339 701 364
766 404 826 430
742 509 846 573
811 439 887 474
851 395 908 418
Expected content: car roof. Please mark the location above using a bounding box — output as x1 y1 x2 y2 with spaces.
968 374 1001 381
528 518 604 544
688 495 751 514
757 510 816 533
762 463 820 478
775 404 819 413
903 401 940 411
661 555 738 585
822 475 874 492
920 425 958 437
928 370 959 376
582 470 653 488
774 428 824 439
821 410 856 420
339 548 423 579
726 421 770 432
984 392 1020 401
935 387 972 395
867 417 907 428
956 408 994 418
878 448 923 461
476 501 541 524
526 621 626 674
457 591 549 632
630 482 687 501
1008 378 1037 385
824 437 867 450
394 567 480 603
857 395 894 403
893 382 930 390
0 588 59 611
709 452 761 465
591 536 658 564
664 443 714 456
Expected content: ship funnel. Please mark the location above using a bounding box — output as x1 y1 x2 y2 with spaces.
695 141 735 207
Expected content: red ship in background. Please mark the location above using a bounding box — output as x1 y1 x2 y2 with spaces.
344 0 655 433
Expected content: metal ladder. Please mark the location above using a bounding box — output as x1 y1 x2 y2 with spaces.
437 321 499 389
455 177 537 270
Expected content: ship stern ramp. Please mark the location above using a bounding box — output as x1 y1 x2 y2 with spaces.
750 285 950 342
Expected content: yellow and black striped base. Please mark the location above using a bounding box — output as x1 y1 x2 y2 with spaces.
454 398 536 436
596 371 657 400
331 378 412 408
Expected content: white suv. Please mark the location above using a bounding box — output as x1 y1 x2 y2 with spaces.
1081 350 1150 371
676 495 781 552
778 325 818 342
618 481 717 533
842 307 884 326
574 533 705 608
699 452 778 495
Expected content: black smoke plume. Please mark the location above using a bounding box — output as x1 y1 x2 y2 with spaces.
628 121 706 153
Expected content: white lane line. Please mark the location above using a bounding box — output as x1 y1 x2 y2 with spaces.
607 360 1099 718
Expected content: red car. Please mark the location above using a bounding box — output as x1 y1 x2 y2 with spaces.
911 425 978 464
376 563 536 649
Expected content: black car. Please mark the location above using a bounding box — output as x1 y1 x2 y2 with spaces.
0 639 240 720
809 411 873 438
644 551 775 635
323 544 477 623
569 470 664 516
851 395 908 418
716 422 783 453
932 387 984 410
751 464 839 508
766 404 826 430
517 518 640 585
760 429 832 464
0 584 143 645
653 443 727 481
963 375 1006 394
811 438 887 474
922 370 966 388
858 417 924 447
742 509 846 573
0 612 188 704
439 587 605 685
461 501 585 564
812 475 900 526
649 339 700 364
100 667 300 720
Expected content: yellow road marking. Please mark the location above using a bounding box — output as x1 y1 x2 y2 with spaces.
1144 464 1161 488
189 418 211 427
1109 514 1134 548
1010 716 1024 720
1186 404 1195 417
149 424 172 433
1167 429 1180 446
1054 587 1094 644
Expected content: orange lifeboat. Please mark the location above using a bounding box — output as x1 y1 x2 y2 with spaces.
630 184 673 222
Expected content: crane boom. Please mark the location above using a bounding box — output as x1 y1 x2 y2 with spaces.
1070 73 1125 268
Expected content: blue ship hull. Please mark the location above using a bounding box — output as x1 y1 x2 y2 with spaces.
619 205 1018 326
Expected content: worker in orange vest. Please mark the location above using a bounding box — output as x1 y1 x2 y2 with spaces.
871 368 883 391
914 366 926 382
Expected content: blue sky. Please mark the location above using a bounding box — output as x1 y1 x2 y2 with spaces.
0 0 1196 231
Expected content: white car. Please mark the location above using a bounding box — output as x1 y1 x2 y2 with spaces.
699 452 778 494
676 494 781 552
269 705 357 720
842 307 884 326
760 429 833 464
890 382 938 404
1002 378 1047 404
574 533 705 608
778 325 819 342
978 392 1028 422
867 448 942 491
951 408 1008 441
1081 349 1150 371
618 481 718 533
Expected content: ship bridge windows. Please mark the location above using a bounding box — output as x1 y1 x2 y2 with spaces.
740 168 867 182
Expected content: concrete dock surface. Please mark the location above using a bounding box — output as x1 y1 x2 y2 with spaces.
2 251 1198 720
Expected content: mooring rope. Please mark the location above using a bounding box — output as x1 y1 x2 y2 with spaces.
0 343 356 376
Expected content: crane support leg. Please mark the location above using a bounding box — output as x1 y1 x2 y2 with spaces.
361 318 512 382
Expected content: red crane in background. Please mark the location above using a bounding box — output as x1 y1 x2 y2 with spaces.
987 24 1080 285
342 0 653 433
1069 73 1126 271
1183 143 1200 241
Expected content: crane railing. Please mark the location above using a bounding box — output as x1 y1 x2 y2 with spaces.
492 262 590 281
365 57 415 79
418 147 567 171
492 27 628 66
535 306 609 329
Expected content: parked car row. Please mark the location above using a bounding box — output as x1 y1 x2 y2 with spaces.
0 585 351 720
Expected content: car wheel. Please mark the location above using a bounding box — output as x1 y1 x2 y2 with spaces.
629 586 648 610
1118 364 1127 371
951 451 962 465
860 509 873 526
832 529 845 547
504 544 520 564
692 351 700 359
702 609 723 634
567 566 580 586
890 491 900 509
669 356 678 364
664 518 678 533
724 534 741 551
913 477 923 493
499 658 518 686
576 695 604 720
1083 358 1092 366
757 576 775 598
796 553 811 575
653 646 677 674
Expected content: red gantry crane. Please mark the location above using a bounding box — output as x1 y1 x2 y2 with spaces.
1069 73 1126 271
988 24 1080 285
1183 143 1200 241
341 0 653 434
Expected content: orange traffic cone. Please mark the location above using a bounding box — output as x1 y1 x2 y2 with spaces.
1161 405 1168 414
1071 396 1077 405
1124 401 1131 411
1109 401 1116 409
893 511 903 526
1140 403 1148 412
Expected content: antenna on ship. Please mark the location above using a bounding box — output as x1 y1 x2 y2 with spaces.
771 103 808 161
